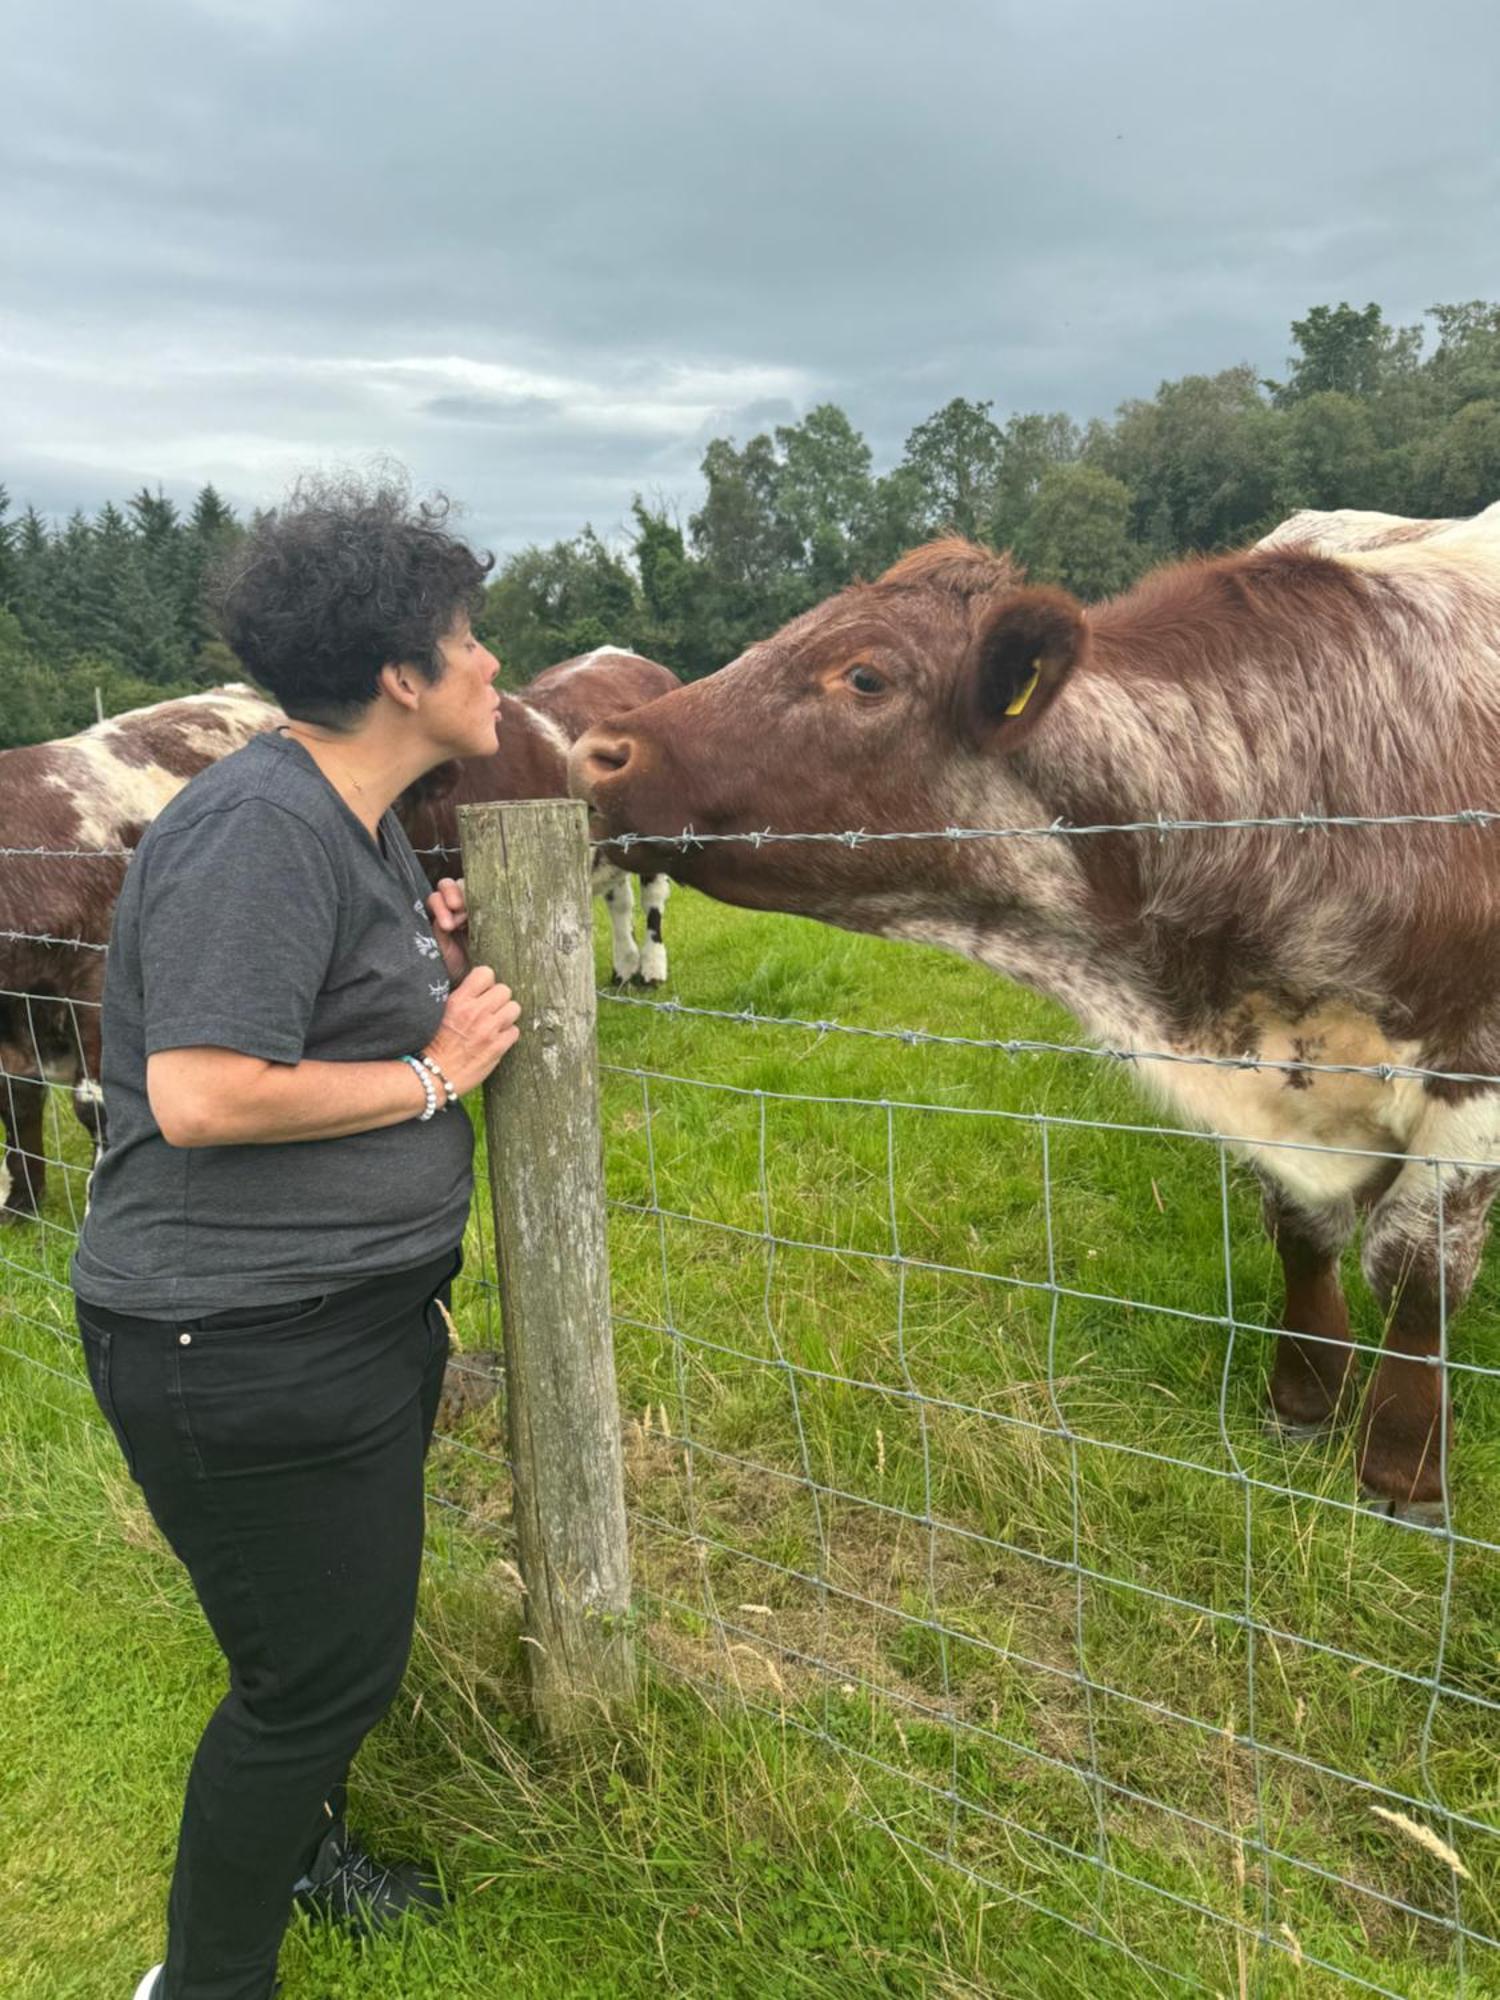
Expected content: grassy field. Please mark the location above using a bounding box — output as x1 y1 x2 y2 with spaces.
3 888 1499 1998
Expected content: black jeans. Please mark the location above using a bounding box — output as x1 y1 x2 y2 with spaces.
75 1249 458 2000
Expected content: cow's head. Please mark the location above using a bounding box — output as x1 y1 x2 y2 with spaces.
569 541 1087 922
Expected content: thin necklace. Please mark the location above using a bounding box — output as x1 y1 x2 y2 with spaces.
281 726 385 841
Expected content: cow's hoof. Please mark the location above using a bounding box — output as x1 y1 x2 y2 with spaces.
1358 1488 1449 1530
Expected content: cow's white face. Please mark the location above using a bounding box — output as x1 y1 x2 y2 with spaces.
571 544 1086 926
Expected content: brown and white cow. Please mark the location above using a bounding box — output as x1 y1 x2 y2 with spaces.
398 646 679 985
0 685 281 1218
572 506 1500 1521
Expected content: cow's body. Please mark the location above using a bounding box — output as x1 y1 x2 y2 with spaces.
0 686 282 1217
574 504 1500 1519
398 647 679 985
1256 506 1461 555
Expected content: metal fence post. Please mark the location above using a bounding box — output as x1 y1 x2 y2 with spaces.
458 798 635 1737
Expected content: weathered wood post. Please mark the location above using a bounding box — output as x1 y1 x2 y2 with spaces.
458 798 635 1737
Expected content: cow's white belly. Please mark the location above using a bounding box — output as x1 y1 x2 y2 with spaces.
1139 1002 1430 1208
885 918 1500 1213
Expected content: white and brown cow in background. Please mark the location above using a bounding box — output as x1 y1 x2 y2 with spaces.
0 685 281 1219
398 646 679 985
1256 507 1461 555
574 504 1500 1521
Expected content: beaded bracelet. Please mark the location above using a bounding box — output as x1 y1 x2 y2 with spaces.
419 1052 459 1108
400 1054 439 1122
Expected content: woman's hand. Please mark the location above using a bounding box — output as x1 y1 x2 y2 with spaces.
425 965 522 1094
426 876 470 982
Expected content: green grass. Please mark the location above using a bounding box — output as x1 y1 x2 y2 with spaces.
4 889 1500 1997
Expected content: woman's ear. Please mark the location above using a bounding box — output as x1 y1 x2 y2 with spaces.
377 660 425 711
965 587 1087 749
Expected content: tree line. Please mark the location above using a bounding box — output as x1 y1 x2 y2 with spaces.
4 300 1498 747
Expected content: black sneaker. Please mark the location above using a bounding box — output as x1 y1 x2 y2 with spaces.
292 1823 447 1936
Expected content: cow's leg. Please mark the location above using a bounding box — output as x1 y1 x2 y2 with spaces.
0 1060 47 1220
1262 1183 1359 1435
601 870 642 985
69 1001 105 1219
74 1078 105 1145
1357 1156 1499 1522
71 1000 105 1148
638 874 670 987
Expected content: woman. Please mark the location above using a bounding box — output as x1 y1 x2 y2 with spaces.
71 478 523 2000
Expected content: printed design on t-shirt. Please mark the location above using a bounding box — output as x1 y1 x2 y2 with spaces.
412 897 442 960
414 898 450 1003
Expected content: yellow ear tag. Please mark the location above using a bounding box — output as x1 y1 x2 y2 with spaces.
1004 657 1042 718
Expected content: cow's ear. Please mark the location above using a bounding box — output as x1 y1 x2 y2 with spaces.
966 587 1087 749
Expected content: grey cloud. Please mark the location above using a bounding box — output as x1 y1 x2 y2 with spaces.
423 396 558 428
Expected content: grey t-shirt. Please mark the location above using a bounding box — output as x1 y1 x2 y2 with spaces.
72 729 473 1315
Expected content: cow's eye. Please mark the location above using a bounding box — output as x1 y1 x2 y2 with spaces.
845 665 886 695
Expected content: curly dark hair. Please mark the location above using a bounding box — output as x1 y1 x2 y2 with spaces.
214 474 494 726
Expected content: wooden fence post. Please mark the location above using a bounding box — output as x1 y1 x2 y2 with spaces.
458 798 636 1738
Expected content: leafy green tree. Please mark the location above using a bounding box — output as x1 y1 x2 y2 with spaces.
688 434 809 662
124 487 193 681
628 500 723 678
1273 302 1422 404
989 412 1081 548
899 397 1004 539
12 506 59 651
0 607 57 747
690 435 800 590
193 638 251 690
184 485 242 674
58 654 195 734
74 502 136 660
1411 400 1500 515
0 487 17 615
479 528 639 685
850 465 927 577
1012 464 1143 600
772 403 874 588
113 539 191 684
1097 366 1280 553
1420 303 1500 436
45 510 99 658
1274 391 1380 511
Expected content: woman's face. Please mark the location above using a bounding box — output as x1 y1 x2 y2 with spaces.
426 615 502 758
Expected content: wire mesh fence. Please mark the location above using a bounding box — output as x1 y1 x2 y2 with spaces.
3 811 1499 1994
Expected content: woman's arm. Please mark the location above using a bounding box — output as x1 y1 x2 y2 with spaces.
147 964 521 1147
147 1046 432 1146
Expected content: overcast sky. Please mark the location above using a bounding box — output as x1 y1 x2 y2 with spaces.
4 0 1497 556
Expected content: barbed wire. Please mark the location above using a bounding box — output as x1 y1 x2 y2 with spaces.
0 929 109 952
595 806 1500 854
4 799 1500 874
